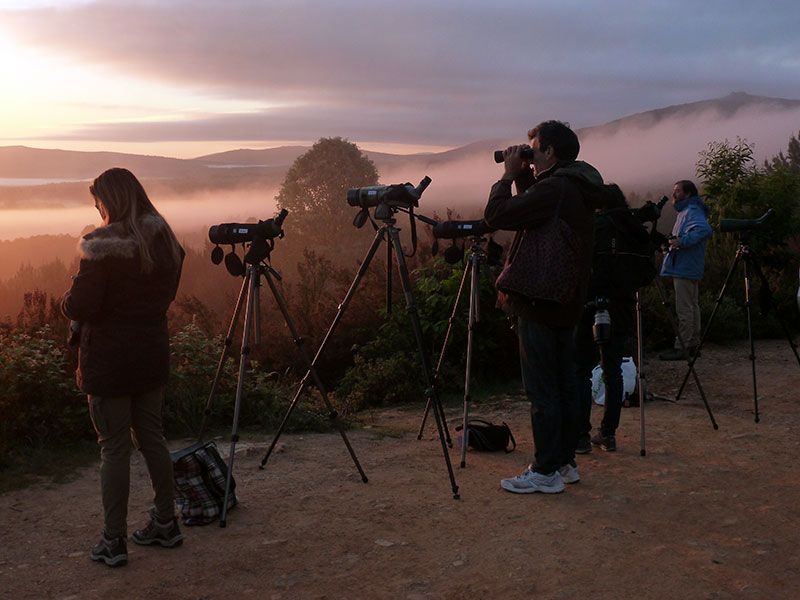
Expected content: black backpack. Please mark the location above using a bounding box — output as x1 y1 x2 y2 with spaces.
593 191 657 296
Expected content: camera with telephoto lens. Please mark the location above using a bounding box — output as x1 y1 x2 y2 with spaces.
634 195 669 223
493 145 535 164
591 296 611 345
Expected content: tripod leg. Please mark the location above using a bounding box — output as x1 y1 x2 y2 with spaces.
653 278 718 429
634 291 646 456
259 228 386 469
749 253 800 367
388 228 460 499
460 254 480 468
261 269 368 482
253 272 262 346
387 238 393 315
198 270 249 441
417 259 470 440
675 251 741 401
221 266 258 527
742 257 759 423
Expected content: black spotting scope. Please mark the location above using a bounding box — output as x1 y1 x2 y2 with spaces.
432 219 495 239
719 208 775 233
347 177 432 209
208 209 289 245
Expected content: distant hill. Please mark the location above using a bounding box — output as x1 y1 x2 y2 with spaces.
574 91 800 193
0 146 209 179
192 146 309 167
1 91 799 205
579 92 800 138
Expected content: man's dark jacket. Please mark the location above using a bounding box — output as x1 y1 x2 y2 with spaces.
61 214 184 396
484 160 604 327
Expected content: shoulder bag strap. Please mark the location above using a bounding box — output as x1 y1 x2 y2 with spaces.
502 421 516 453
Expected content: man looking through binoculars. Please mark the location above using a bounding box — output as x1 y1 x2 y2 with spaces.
484 120 605 494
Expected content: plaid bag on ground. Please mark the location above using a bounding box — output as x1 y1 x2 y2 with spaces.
171 441 237 526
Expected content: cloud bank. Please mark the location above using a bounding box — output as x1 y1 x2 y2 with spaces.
3 0 800 146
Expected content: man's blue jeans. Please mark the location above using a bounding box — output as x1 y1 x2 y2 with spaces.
517 317 579 475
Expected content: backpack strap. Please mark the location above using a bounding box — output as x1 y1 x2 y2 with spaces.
466 418 495 427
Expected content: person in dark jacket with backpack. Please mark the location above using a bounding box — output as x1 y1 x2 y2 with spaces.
659 180 713 360
61 167 185 567
574 185 650 453
484 120 605 494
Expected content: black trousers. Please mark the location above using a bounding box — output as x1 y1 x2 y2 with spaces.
575 300 635 438
517 317 579 475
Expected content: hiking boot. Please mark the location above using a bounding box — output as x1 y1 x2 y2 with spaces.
500 467 565 494
90 531 128 567
591 433 617 452
575 435 592 455
558 461 580 484
132 509 184 548
659 348 688 361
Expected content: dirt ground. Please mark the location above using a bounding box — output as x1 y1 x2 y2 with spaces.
2 339 799 600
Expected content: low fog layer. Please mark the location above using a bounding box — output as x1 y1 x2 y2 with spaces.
581 105 800 192
0 186 279 242
2 100 800 242
379 104 800 216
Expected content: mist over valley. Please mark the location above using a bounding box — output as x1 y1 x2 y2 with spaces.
1 92 798 288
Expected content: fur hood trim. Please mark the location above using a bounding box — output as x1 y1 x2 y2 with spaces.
79 214 168 261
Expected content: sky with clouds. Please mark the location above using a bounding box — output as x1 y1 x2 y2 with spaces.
0 0 799 156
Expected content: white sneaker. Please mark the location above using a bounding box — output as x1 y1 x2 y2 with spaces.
500 467 565 494
558 462 580 484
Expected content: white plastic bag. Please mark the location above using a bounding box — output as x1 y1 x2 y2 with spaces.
590 357 637 406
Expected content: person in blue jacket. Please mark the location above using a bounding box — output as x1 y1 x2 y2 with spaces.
659 180 713 360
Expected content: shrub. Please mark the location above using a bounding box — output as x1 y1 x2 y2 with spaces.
0 326 85 463
165 322 330 437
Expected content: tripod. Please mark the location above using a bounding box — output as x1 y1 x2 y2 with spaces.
199 260 368 527
259 213 461 499
632 275 719 457
417 235 486 468
675 234 800 421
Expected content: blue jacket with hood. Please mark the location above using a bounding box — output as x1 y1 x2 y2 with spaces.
660 196 713 281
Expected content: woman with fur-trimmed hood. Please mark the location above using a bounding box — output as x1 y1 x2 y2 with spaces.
61 167 185 567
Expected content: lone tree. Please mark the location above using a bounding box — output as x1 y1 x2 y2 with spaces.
276 137 379 240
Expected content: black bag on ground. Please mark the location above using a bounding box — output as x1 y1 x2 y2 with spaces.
171 440 237 526
455 419 516 453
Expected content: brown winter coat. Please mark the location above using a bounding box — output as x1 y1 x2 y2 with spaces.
61 214 184 396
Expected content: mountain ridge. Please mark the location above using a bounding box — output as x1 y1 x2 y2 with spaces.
1 92 798 182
